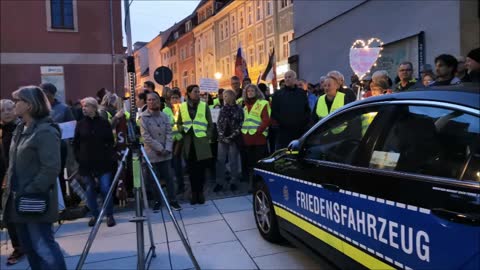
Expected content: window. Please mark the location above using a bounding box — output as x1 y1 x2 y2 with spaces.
224 19 229 40
206 6 213 17
191 71 195 85
265 0 273 17
180 47 186 61
247 3 253 26
255 1 263 21
231 36 237 51
303 107 382 164
372 105 480 180
220 58 225 77
182 71 188 89
174 31 179 39
256 24 264 40
280 32 293 59
238 7 245 31
220 22 225 41
171 62 177 74
239 33 245 47
266 19 274 36
186 21 192 32
247 32 253 45
230 14 236 35
279 0 289 10
50 0 74 29
257 43 265 66
226 56 231 75
199 11 206 22
267 38 275 54
248 46 255 66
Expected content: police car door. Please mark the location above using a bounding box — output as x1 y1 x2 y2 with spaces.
296 104 387 269
348 102 480 270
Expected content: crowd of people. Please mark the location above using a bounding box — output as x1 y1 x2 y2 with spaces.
0 47 478 269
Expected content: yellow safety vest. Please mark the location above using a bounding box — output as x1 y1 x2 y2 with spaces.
212 98 221 108
236 97 244 106
180 101 208 138
242 100 269 137
316 92 346 134
106 110 130 123
361 112 378 136
163 106 182 141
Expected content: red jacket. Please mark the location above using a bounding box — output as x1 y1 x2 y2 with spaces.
242 99 270 146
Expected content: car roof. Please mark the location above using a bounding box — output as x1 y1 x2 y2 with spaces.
349 85 480 111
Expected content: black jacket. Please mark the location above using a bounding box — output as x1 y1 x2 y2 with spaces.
0 121 17 182
73 114 115 176
271 85 310 133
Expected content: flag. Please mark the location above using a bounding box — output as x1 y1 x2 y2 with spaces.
235 46 249 81
261 48 277 89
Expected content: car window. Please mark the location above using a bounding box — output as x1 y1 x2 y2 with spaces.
303 107 383 164
370 105 480 181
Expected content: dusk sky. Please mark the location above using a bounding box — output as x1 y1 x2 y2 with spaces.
122 0 201 45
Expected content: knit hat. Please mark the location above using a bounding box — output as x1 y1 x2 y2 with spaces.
467 47 480 63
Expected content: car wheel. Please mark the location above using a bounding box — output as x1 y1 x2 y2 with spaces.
253 180 283 243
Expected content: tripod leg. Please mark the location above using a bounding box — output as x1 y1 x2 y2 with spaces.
140 146 201 270
139 162 156 258
76 148 130 270
132 153 145 270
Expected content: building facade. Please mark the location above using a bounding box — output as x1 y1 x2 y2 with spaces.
291 0 480 85
133 42 149 91
1 0 124 103
213 0 294 88
193 0 220 85
139 0 294 93
144 34 163 92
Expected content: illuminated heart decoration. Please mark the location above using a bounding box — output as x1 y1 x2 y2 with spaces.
349 38 383 79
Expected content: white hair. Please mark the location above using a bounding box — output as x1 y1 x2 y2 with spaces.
0 99 15 110
81 97 99 111
372 70 389 83
285 70 297 79
327 71 345 85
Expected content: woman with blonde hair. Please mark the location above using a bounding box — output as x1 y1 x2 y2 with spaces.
242 84 270 192
73 97 116 227
1 86 66 269
311 76 356 123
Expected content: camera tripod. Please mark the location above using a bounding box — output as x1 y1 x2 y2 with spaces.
75 143 200 270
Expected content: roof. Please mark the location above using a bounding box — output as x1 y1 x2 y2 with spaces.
162 13 197 48
133 42 148 52
349 85 480 111
194 0 209 12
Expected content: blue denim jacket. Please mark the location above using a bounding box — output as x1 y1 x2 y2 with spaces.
307 92 318 112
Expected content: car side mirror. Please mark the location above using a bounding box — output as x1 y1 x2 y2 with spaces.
287 140 300 155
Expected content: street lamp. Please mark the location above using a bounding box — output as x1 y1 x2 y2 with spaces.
214 72 223 80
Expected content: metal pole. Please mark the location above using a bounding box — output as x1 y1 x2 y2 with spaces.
109 0 116 93
124 0 133 57
76 148 130 270
140 146 201 270
140 169 156 251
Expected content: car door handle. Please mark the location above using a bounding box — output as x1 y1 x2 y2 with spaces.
322 184 340 192
431 208 480 226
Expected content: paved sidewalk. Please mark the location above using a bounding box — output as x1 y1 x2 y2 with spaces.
1 195 331 270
